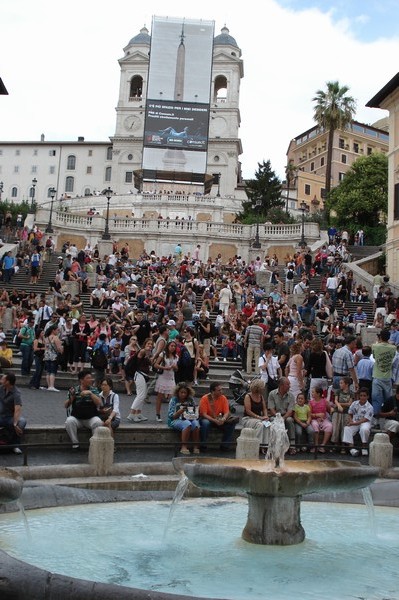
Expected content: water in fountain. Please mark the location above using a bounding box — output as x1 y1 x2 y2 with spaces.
265 413 290 468
163 474 189 541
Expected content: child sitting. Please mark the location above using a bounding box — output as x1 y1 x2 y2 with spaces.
221 333 238 362
293 392 314 452
331 377 353 450
342 388 374 456
109 343 123 375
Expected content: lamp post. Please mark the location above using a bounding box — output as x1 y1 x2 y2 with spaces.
102 186 113 240
252 199 262 249
45 187 56 233
0 181 3 202
216 172 221 197
30 177 37 213
299 201 308 248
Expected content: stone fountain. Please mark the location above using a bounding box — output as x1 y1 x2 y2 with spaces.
0 467 23 505
174 415 379 545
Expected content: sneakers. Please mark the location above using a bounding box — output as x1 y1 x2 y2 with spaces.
47 387 60 392
223 358 227 362
126 414 135 422
137 414 148 422
193 380 198 386
156 415 163 423
361 449 368 456
72 444 79 450
350 448 360 457
214 357 219 362
12 447 22 454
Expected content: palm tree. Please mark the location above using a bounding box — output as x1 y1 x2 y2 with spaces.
312 81 356 196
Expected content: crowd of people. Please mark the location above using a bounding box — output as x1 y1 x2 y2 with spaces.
1 229 399 456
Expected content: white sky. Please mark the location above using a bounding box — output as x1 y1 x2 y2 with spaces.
1 0 398 179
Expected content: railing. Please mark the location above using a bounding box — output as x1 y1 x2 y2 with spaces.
36 208 320 244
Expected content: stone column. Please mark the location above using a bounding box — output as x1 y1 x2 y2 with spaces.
236 428 260 460
369 432 393 473
88 427 114 476
97 240 114 261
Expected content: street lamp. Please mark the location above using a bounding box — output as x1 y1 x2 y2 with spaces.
45 187 56 233
252 199 262 249
299 201 308 248
216 172 221 197
102 186 113 240
30 177 37 213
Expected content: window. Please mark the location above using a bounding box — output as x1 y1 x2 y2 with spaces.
367 147 373 156
65 176 74 192
87 166 92 174
341 154 347 164
67 155 76 170
15 149 20 156
84 188 91 196
310 162 315 171
353 142 359 153
31 166 37 173
47 188 53 198
88 149 93 157
0 150 3 156
304 184 311 195
49 150 56 156
339 138 345 149
106 147 113 160
29 186 35 198
125 171 133 183
127 154 133 160
49 166 55 174
339 172 345 182
320 157 325 167
33 149 38 156
129 75 143 99
11 187 18 198
105 166 112 182
14 166 19 173
321 188 326 199
214 75 227 102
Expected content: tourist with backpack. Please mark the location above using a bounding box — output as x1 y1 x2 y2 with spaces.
91 333 109 388
176 327 198 384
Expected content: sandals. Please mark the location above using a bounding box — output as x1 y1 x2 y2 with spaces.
179 448 190 455
288 447 297 455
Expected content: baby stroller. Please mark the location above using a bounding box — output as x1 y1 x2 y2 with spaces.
228 369 258 407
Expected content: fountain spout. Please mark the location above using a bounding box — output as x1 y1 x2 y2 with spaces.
266 413 290 469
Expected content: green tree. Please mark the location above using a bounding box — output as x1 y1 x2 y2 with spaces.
239 160 283 222
313 81 356 196
327 152 388 243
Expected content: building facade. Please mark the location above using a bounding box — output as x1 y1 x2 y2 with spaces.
367 73 399 281
0 25 246 219
286 121 389 210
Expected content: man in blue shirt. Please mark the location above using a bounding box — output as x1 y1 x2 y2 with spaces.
2 251 15 283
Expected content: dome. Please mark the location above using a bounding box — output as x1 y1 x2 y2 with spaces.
128 26 150 46
214 26 239 48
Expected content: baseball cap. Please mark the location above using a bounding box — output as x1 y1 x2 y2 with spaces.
167 320 176 327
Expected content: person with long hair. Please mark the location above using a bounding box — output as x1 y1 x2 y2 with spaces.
307 337 331 394
168 382 200 455
71 314 90 374
285 342 304 400
98 377 121 438
43 323 63 392
153 340 179 422
126 338 153 422
28 330 45 390
309 386 333 453
242 379 270 453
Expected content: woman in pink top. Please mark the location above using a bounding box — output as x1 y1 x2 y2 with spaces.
285 342 304 400
309 386 333 453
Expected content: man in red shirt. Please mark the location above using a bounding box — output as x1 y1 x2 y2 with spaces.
199 382 237 451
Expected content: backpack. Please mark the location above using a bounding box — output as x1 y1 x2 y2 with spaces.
91 345 108 370
14 327 26 349
45 239 52 248
286 270 294 280
31 253 40 267
179 345 192 367
124 351 139 378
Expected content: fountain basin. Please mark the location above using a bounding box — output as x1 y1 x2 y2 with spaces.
173 458 379 545
0 468 23 504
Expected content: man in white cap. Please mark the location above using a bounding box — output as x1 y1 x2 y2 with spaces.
167 320 179 341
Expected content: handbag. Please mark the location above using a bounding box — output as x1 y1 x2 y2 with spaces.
221 413 239 425
324 351 333 379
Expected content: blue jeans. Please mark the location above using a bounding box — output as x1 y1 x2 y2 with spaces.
199 418 236 448
372 378 392 416
20 344 33 376
0 415 27 445
29 355 44 388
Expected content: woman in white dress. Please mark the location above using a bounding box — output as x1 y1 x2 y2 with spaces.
153 340 179 423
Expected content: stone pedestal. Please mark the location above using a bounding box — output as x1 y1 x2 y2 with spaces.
61 281 80 297
255 270 272 291
97 240 114 261
369 432 393 472
361 327 380 346
243 494 305 545
88 427 114 475
236 428 260 460
2 307 13 332
86 272 97 289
